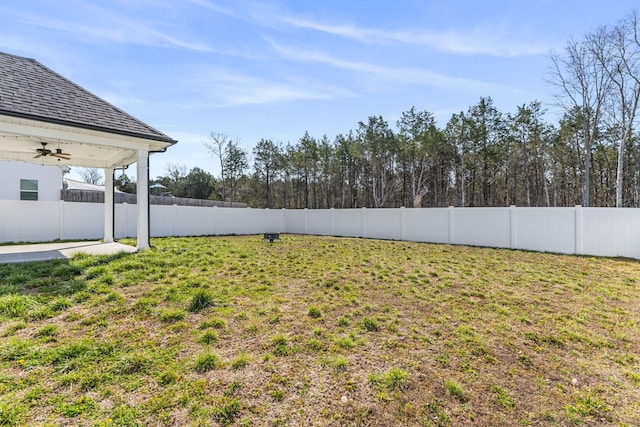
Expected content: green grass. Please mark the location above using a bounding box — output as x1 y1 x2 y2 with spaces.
188 289 215 313
193 352 222 373
444 379 467 402
307 306 322 319
369 366 410 391
0 234 639 425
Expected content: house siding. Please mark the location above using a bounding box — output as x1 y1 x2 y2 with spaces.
0 160 63 201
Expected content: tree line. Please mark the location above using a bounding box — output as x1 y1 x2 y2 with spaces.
127 11 640 209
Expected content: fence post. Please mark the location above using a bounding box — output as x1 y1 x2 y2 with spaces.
304 208 308 234
400 207 406 241
330 208 335 236
575 205 582 255
362 207 367 238
281 208 286 234
212 206 217 236
247 208 251 235
171 203 177 237
510 205 517 249
637 209 640 259
448 206 454 244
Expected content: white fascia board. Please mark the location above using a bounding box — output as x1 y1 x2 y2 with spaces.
0 116 152 150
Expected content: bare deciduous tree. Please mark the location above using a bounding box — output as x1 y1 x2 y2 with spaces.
550 35 612 207
204 132 239 202
78 168 103 185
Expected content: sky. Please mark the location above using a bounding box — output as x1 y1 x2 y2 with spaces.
2 0 639 182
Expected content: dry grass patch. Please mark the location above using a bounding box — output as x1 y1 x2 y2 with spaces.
0 235 639 426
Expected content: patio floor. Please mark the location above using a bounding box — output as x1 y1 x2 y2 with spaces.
0 241 138 264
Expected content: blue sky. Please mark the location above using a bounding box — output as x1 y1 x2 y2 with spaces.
2 0 639 181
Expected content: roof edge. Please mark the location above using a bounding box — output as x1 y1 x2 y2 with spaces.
0 110 177 145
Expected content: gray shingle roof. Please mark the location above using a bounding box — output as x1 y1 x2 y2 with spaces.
0 51 175 143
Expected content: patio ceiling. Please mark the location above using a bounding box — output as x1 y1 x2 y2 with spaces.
0 114 172 169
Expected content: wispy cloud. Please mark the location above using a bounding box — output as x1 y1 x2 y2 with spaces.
184 0 240 19
267 39 509 94
278 15 551 57
15 4 213 52
189 69 357 106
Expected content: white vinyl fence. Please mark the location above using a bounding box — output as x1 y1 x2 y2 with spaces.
1 200 639 259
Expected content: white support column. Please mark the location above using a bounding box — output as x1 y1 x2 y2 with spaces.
137 149 150 250
104 167 114 243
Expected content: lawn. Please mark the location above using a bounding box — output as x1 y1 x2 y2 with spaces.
0 235 638 426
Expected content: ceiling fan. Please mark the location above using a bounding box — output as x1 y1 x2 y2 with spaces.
34 142 71 160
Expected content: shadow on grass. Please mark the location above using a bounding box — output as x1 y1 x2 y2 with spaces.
0 251 133 297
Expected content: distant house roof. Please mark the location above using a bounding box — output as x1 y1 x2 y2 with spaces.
0 51 175 144
64 178 124 193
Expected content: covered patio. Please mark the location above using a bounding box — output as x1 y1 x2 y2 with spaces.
0 51 176 254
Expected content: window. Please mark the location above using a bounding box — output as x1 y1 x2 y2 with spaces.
20 179 38 201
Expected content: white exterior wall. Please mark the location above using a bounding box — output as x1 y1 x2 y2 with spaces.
2 202 640 260
0 160 63 201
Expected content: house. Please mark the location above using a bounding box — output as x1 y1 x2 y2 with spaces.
63 178 122 192
0 159 247 209
0 159 66 201
0 159 130 201
0 51 177 249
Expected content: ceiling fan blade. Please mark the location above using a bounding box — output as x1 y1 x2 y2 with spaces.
52 154 71 159
33 154 42 158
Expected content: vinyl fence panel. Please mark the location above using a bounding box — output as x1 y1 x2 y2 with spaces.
2 201 640 260
213 207 250 236
61 202 103 240
514 207 576 254
363 208 403 240
404 208 450 244
0 200 61 243
305 209 333 236
333 209 365 237
451 207 511 248
580 208 640 258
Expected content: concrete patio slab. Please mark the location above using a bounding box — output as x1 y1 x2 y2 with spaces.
0 241 137 264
